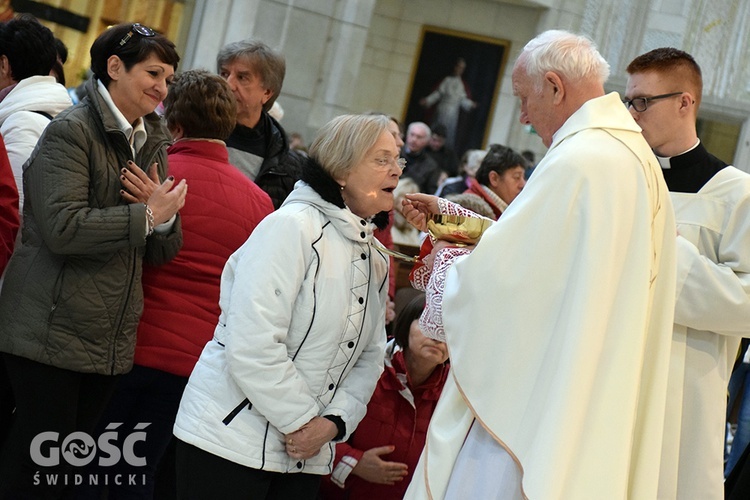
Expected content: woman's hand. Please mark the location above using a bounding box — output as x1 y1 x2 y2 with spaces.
402 193 440 232
351 445 409 485
145 176 188 225
285 416 338 460
120 161 188 226
120 161 159 204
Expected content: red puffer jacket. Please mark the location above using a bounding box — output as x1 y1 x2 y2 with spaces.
0 134 18 275
133 140 273 377
320 343 449 499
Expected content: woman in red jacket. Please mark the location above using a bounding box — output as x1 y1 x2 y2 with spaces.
320 293 449 499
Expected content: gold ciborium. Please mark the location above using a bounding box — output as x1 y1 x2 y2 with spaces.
378 214 492 262
426 214 493 246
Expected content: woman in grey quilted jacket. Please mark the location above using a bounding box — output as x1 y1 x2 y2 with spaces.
0 23 186 498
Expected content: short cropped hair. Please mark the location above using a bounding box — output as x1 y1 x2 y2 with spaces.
90 22 180 88
0 14 57 81
407 121 431 137
626 47 703 107
217 39 285 112
520 29 610 92
309 114 390 181
393 293 426 350
462 149 487 177
431 123 448 138
164 70 237 140
475 144 526 186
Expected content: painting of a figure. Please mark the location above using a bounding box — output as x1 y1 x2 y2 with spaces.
404 26 510 157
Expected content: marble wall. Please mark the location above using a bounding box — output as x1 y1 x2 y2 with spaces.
182 0 750 168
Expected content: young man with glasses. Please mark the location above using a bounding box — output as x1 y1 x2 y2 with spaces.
626 47 750 500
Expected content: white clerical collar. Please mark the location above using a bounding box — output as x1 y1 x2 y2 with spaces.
656 139 701 170
96 79 147 155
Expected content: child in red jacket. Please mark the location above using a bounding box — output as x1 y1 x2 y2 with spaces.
320 293 449 499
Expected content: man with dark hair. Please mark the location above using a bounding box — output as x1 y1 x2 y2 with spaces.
0 14 72 216
50 37 68 86
625 47 750 500
217 39 302 209
426 123 459 177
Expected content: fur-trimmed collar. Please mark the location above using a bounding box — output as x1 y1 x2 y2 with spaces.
299 155 390 230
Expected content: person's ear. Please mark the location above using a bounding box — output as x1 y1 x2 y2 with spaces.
488 170 501 187
107 55 123 82
680 92 696 110
260 88 274 106
170 125 184 141
545 71 565 104
0 55 10 78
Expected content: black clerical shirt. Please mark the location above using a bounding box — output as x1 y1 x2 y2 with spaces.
659 142 727 194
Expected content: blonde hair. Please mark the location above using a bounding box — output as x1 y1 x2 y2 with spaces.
309 114 390 180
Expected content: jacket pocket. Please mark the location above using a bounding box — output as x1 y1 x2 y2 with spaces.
47 262 67 326
222 398 252 425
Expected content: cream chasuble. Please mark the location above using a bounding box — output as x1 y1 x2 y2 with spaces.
405 93 678 499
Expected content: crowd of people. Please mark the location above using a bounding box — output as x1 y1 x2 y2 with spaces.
0 12 749 500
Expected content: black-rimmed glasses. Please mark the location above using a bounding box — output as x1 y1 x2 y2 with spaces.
118 23 156 47
622 92 683 112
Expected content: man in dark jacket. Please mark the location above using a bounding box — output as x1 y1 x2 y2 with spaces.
401 121 444 194
426 123 459 177
218 39 302 209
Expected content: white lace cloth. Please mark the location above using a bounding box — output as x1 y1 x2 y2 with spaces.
411 198 492 341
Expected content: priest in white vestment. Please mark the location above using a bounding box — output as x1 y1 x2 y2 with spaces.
626 48 750 500
403 30 678 499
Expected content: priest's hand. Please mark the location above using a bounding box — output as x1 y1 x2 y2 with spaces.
402 193 440 232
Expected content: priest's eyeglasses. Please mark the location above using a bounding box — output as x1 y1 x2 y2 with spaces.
119 23 156 47
622 92 683 112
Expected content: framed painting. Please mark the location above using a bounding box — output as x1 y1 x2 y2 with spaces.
403 26 511 157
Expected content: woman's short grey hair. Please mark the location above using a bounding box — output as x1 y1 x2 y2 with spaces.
309 114 391 181
216 39 285 111
520 29 610 92
464 149 487 177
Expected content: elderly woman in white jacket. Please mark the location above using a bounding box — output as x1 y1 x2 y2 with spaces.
174 113 403 499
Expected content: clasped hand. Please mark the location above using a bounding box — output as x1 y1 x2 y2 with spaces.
120 160 188 226
284 416 338 460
